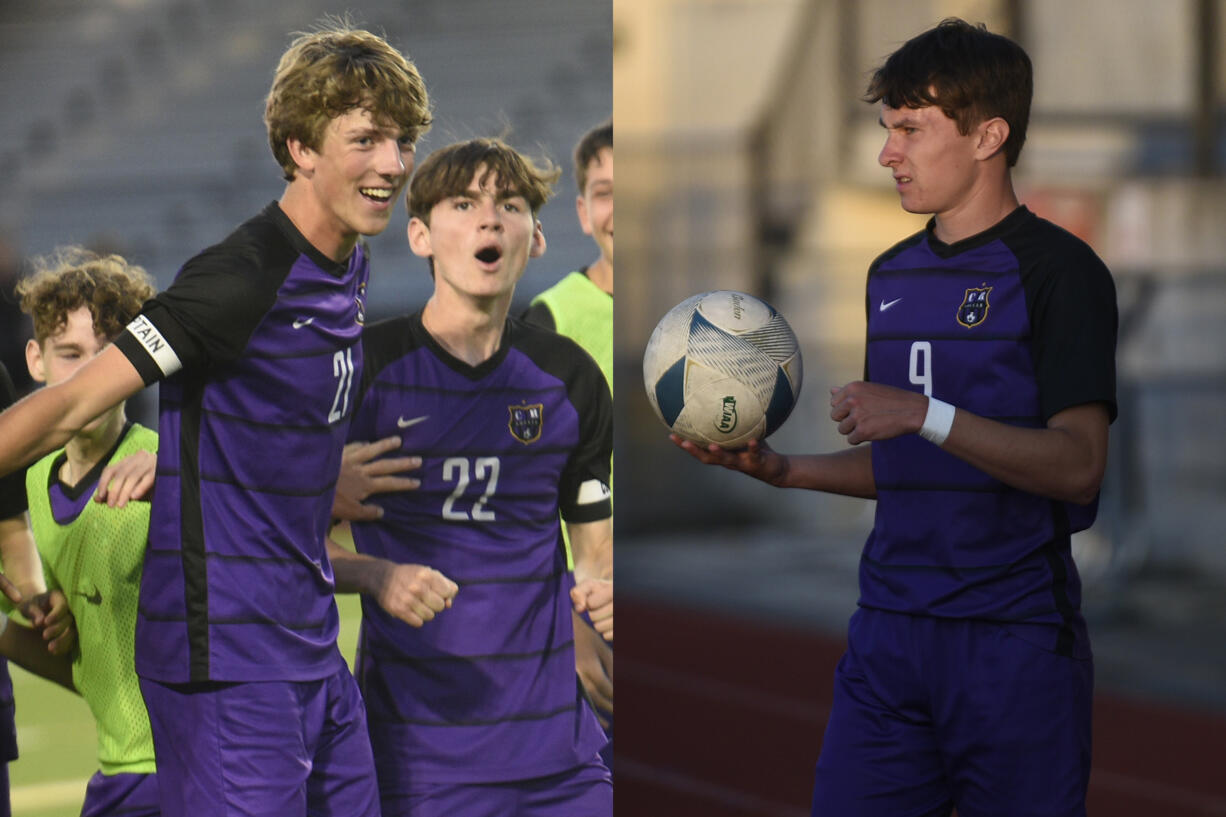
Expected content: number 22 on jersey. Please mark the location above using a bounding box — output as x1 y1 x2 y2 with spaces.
442 456 501 521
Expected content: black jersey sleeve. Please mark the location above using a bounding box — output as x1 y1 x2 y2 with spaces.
560 356 612 524
114 216 297 384
510 320 612 523
520 300 557 332
1023 232 1119 423
0 363 28 518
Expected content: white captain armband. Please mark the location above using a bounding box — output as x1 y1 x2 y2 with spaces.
125 315 183 377
919 397 956 446
576 479 611 505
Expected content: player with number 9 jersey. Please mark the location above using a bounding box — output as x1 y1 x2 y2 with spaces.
861 205 1116 647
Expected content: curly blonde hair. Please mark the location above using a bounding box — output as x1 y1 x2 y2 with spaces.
17 246 155 345
265 19 433 181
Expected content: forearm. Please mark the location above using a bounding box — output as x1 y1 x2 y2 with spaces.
326 535 386 595
776 446 877 499
0 388 82 478
0 517 46 599
568 518 612 584
0 618 74 692
0 345 144 477
938 402 1109 504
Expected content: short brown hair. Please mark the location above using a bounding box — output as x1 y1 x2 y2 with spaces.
408 137 561 224
574 120 612 193
265 20 432 181
864 18 1032 166
17 247 155 345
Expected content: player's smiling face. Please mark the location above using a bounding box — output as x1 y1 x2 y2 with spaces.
409 166 546 302
290 106 415 258
578 148 613 264
877 102 981 218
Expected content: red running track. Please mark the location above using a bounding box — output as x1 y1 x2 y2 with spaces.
616 599 1226 817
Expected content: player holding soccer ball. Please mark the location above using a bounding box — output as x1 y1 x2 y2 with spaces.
676 18 1116 817
327 137 614 817
0 21 430 817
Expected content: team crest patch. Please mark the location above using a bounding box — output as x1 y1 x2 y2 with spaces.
508 403 544 444
355 282 367 326
957 286 992 328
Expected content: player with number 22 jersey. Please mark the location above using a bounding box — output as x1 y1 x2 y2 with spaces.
347 310 612 787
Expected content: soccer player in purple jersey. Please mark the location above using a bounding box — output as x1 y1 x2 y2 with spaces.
677 18 1116 817
0 21 431 817
328 137 614 817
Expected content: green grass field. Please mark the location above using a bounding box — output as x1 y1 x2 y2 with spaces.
8 593 365 816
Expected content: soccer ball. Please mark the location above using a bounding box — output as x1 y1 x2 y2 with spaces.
643 290 803 448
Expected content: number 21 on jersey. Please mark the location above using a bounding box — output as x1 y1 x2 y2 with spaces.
328 347 356 423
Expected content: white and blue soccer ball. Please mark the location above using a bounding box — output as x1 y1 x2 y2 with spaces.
643 290 803 449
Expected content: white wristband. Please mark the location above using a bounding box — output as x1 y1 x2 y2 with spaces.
0 614 8 639
919 397 955 446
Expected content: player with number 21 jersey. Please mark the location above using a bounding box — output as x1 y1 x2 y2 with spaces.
114 201 368 684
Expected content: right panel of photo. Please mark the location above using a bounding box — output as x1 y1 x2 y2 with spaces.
615 1 1226 815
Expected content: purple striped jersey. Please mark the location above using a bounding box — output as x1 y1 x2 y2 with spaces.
114 202 368 683
348 312 611 786
861 206 1116 655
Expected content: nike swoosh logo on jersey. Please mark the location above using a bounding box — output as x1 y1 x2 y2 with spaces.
292 317 315 329
397 415 429 429
77 587 102 605
879 298 903 312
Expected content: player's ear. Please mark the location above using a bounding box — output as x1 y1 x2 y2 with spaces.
576 193 594 237
286 137 317 177
25 338 47 384
975 117 1010 161
529 220 547 258
407 216 433 258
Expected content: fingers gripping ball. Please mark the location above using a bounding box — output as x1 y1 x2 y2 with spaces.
643 290 803 448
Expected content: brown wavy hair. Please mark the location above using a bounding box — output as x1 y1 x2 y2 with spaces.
265 19 433 181
408 137 561 224
17 246 155 344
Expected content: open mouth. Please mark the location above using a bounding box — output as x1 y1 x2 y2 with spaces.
360 187 393 203
475 245 502 264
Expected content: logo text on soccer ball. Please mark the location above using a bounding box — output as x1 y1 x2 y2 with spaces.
717 395 738 433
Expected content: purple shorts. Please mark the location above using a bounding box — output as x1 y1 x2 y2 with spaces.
811 608 1093 817
379 755 611 817
81 771 159 817
139 664 378 817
